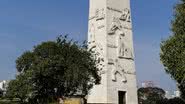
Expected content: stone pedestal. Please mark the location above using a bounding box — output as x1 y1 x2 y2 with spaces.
87 0 138 104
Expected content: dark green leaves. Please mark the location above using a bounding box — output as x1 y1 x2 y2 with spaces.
138 87 166 104
8 35 101 103
160 0 185 99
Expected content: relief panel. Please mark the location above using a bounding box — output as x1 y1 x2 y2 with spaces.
108 59 127 83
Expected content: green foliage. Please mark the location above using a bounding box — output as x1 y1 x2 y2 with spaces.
7 35 101 104
166 97 185 104
0 89 3 98
171 0 185 36
0 101 20 104
6 72 32 103
138 87 165 104
157 97 185 104
16 51 35 73
160 0 185 99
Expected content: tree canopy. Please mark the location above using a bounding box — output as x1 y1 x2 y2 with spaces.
6 73 32 103
0 89 3 98
138 87 166 104
157 97 185 104
160 0 185 99
7 36 101 103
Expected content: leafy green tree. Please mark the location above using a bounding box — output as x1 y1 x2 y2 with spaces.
16 51 35 73
138 87 166 104
14 36 101 103
6 72 32 103
160 0 185 99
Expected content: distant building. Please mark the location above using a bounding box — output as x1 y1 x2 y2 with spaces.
165 90 180 99
141 81 155 88
0 80 10 94
140 81 181 99
174 90 180 97
0 80 6 90
165 91 171 99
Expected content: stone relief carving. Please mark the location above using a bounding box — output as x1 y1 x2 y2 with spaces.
89 24 96 44
89 16 96 21
118 33 125 57
107 7 131 23
88 10 106 74
107 17 123 49
125 71 136 75
89 8 105 21
120 48 133 59
108 58 114 64
96 8 105 21
97 25 105 29
107 43 117 48
96 43 105 72
119 8 131 22
123 26 132 30
107 7 122 13
108 17 123 35
109 59 127 83
118 34 133 59
89 40 105 75
107 17 133 59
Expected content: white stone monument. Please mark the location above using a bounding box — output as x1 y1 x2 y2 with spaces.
87 0 138 104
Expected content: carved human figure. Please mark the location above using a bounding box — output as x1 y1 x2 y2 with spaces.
108 17 122 35
108 17 133 59
118 32 125 57
89 24 96 44
89 41 105 74
124 48 133 59
118 41 133 59
96 43 105 72
117 29 133 59
88 24 97 54
110 59 127 83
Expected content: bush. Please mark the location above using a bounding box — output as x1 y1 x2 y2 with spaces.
157 97 185 104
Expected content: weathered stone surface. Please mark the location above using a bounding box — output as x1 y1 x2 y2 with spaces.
87 0 138 104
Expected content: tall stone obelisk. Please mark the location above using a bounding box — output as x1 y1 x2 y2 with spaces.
87 0 138 104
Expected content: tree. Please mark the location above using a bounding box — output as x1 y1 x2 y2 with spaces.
16 51 35 73
6 72 32 103
138 87 166 104
13 36 101 103
157 97 185 104
0 89 3 98
160 0 185 99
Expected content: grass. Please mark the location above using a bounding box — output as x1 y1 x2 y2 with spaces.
0 101 20 104
0 98 20 104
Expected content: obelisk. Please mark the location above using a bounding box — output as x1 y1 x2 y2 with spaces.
87 0 138 104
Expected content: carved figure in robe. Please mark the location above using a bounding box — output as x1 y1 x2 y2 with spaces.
118 32 125 57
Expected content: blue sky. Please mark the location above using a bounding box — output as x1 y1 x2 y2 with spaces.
0 0 177 91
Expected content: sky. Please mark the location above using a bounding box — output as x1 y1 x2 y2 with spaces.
0 0 178 91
